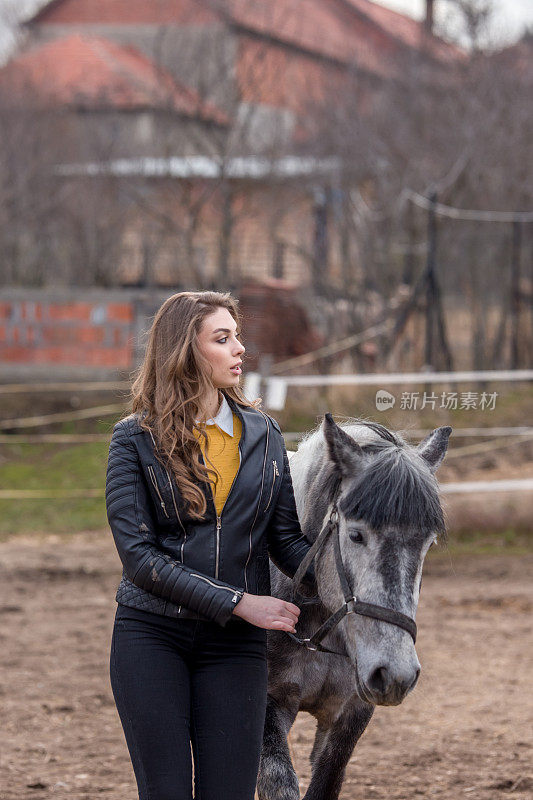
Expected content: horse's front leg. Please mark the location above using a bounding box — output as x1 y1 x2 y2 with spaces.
257 692 300 800
302 697 374 800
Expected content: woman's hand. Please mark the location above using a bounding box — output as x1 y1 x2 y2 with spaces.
232 592 300 632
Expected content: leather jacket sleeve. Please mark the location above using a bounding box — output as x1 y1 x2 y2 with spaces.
105 421 245 627
266 443 317 594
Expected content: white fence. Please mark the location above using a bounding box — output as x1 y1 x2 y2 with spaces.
243 370 533 410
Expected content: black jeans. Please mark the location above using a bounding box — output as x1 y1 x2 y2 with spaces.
109 603 268 800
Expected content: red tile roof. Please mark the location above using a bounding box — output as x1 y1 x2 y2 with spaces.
225 0 463 72
24 0 218 26
345 0 464 63
25 0 463 76
0 33 228 123
225 0 405 78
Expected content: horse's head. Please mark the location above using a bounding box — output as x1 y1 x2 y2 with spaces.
304 414 451 707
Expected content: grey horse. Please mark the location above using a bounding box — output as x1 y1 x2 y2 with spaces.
257 413 451 800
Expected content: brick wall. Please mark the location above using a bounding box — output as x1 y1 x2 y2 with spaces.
0 288 170 379
0 284 321 380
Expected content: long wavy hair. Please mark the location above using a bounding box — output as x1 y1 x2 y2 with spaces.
129 291 261 520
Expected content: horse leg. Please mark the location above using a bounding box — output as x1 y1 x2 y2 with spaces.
257 693 300 800
309 723 328 768
302 698 374 800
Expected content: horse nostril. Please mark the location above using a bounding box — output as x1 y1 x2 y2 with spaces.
367 666 391 696
409 668 421 692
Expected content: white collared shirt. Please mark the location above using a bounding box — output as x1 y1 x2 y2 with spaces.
194 393 234 437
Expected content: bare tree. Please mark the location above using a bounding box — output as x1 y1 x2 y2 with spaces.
1 1 531 370
437 0 497 52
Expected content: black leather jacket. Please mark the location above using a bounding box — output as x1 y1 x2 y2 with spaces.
105 393 316 627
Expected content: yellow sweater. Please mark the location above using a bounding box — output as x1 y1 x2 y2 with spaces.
193 413 243 516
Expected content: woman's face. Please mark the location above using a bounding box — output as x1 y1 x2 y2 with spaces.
196 307 245 388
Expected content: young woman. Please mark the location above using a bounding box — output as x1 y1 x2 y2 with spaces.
105 290 316 800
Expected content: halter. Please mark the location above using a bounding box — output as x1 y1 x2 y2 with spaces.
286 479 417 657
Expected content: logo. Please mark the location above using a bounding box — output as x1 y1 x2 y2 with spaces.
375 389 395 411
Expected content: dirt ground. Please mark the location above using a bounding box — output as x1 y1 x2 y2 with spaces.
1 532 531 800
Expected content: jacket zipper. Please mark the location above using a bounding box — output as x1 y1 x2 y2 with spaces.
147 465 169 518
150 427 244 604
190 572 244 604
243 410 270 592
215 515 222 579
263 459 280 513
148 429 188 613
147 431 186 538
213 444 242 579
147 416 267 608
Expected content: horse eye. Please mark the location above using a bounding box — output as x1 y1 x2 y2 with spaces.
349 529 364 544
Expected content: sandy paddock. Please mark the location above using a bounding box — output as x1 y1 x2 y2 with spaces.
1 532 531 800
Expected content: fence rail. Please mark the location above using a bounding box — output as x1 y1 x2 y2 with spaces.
1 478 532 500
264 368 533 387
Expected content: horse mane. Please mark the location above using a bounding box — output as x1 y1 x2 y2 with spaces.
295 416 446 537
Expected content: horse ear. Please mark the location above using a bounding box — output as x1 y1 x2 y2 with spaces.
323 413 364 477
416 426 452 473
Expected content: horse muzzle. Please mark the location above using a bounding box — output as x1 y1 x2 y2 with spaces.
359 660 421 706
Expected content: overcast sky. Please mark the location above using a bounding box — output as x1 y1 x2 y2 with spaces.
1 0 532 62
379 0 533 45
